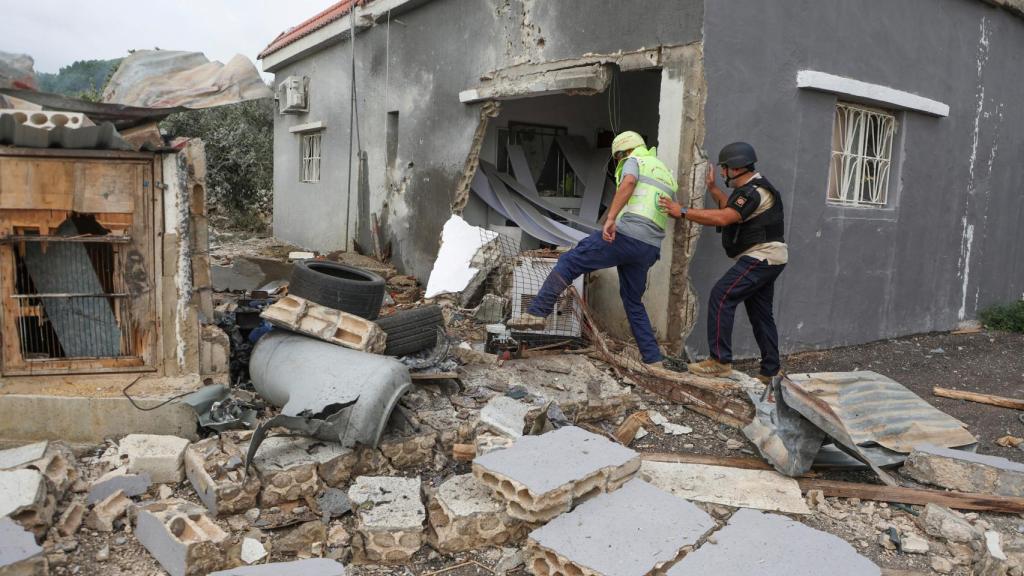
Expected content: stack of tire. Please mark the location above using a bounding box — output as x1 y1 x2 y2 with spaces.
289 259 443 357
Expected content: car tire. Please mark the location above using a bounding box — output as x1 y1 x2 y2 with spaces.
375 305 444 356
289 260 386 320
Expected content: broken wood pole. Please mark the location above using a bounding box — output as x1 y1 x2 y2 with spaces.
797 478 1024 514
933 387 1024 411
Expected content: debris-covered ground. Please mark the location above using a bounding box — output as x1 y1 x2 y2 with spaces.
5 230 1024 576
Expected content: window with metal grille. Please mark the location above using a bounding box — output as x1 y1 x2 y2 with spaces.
827 102 897 207
8 217 138 361
300 132 322 183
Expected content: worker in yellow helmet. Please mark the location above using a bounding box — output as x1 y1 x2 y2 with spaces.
509 130 677 367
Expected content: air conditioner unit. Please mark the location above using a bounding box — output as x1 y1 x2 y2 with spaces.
510 256 584 338
277 76 308 114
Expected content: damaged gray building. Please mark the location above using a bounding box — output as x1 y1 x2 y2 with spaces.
260 0 1024 359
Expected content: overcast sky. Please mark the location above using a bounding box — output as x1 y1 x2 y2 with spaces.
3 0 334 78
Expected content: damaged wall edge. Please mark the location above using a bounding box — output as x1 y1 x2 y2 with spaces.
665 43 707 355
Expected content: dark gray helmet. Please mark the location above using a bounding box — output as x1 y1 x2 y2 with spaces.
718 142 757 168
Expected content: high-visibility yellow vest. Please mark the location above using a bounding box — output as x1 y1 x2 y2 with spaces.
614 146 678 230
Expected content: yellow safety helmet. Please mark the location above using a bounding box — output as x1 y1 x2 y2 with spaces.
611 131 645 156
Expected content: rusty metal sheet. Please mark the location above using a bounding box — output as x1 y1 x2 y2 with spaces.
102 50 271 109
782 371 977 480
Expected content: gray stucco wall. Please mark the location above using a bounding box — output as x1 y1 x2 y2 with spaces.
270 0 702 281
694 0 1024 358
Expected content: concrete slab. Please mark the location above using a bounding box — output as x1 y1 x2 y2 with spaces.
0 374 202 443
119 434 190 484
208 558 346 576
639 461 811 514
473 426 640 522
527 480 716 576
0 441 47 470
0 469 45 517
904 443 1024 496
667 508 880 576
0 516 45 574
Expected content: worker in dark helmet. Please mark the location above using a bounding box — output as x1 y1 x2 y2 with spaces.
658 142 787 382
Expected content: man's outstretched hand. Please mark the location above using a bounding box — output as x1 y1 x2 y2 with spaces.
602 219 617 242
658 195 685 219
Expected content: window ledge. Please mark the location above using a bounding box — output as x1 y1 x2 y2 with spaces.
797 70 949 117
289 121 325 133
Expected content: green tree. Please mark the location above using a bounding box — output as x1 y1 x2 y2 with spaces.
161 98 275 231
37 59 121 98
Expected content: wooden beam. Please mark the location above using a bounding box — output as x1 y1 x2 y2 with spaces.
933 387 1024 411
452 443 475 462
642 451 778 471
601 351 741 392
797 478 1024 514
410 372 459 381
614 411 650 446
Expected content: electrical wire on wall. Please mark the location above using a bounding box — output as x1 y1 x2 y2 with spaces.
345 1 364 247
606 68 621 135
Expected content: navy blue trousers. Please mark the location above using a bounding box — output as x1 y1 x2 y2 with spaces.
528 231 662 363
707 255 786 376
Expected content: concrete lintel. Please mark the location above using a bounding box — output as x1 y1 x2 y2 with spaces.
288 121 325 134
797 70 949 117
261 0 432 73
460 64 611 104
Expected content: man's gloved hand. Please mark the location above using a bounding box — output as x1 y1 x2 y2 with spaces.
658 195 687 219
602 218 617 242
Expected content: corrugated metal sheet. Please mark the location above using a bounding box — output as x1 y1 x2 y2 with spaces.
0 114 132 150
101 50 272 109
782 371 977 477
0 88 178 130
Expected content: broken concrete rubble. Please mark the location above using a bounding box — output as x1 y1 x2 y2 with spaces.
378 430 437 469
348 476 424 563
134 499 228 576
479 396 538 438
184 436 261 515
428 474 525 553
261 295 386 353
904 444 1024 497
527 479 715 576
87 468 152 504
0 468 46 518
667 508 880 575
459 355 636 423
918 503 983 543
208 558 346 575
85 489 131 532
274 520 327 555
473 426 640 522
0 441 47 470
118 434 191 484
423 215 499 300
55 499 85 538
639 460 811 514
249 436 330 506
0 516 46 576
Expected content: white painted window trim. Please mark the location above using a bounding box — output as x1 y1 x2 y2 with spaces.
797 70 949 117
827 102 897 207
289 121 325 134
300 132 322 183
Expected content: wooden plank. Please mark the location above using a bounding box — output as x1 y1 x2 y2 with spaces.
632 374 754 429
933 387 1024 411
642 451 779 471
614 411 650 445
74 161 138 213
797 478 1024 514
452 444 475 462
0 148 155 161
410 372 459 381
0 158 74 210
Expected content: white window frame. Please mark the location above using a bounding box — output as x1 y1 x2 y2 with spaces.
827 102 897 207
300 131 322 183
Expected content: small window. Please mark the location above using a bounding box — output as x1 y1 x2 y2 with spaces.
300 132 322 183
827 102 896 207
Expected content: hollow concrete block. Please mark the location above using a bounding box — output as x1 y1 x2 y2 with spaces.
428 474 526 553
348 476 424 564
134 499 228 576
119 434 191 484
184 436 260 516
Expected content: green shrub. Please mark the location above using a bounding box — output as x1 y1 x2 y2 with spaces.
979 300 1024 333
